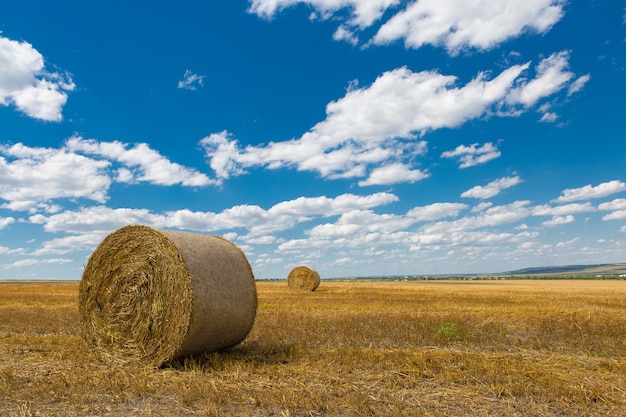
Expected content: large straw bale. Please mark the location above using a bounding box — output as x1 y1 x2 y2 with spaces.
287 265 321 291
78 225 257 367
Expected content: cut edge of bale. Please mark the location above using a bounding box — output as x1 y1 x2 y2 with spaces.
287 265 321 291
78 225 257 367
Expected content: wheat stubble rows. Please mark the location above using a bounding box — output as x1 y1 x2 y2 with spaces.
1 279 625 416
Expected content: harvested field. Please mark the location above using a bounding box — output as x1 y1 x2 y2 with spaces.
1 279 625 416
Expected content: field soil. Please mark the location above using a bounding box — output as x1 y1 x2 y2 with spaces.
1 279 625 416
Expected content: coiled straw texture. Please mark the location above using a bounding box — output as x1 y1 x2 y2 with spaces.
287 265 321 291
79 225 257 367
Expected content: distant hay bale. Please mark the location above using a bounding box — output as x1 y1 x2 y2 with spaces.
287 265 320 291
78 225 257 367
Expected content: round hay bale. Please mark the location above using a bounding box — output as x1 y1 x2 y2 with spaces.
287 265 320 291
78 225 257 367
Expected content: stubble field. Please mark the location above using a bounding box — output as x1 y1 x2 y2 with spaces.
0 279 625 416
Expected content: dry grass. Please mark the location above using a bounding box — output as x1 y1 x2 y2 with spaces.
1 279 625 416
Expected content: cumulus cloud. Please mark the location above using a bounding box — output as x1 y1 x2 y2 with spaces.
202 54 580 184
542 214 575 227
539 111 558 123
306 202 468 241
532 202 595 216
601 211 626 221
556 237 580 249
0 35 74 121
333 25 360 45
3 258 72 269
506 51 575 107
309 209 416 238
568 74 591 95
30 192 399 240
410 202 469 221
29 206 164 234
31 233 106 255
248 0 399 28
66 136 214 186
461 176 522 199
276 200 537 267
598 198 626 211
373 0 565 53
599 199 626 221
0 217 15 229
249 0 565 54
553 180 626 203
0 138 216 212
358 162 429 186
441 142 501 168
178 70 205 90
424 200 532 234
0 143 111 212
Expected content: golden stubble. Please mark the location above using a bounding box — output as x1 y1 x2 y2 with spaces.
1 279 625 416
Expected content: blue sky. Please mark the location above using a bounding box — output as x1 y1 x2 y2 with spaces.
0 0 625 280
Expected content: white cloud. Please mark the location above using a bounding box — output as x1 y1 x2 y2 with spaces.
539 112 558 123
440 142 501 168
0 143 111 212
598 198 626 211
568 74 591 95
201 59 571 182
602 210 626 221
424 200 532 234
248 0 399 28
406 202 468 221
553 180 626 203
373 0 565 53
249 0 565 54
309 209 416 238
598 201 626 228
30 192 399 238
358 162 429 186
316 65 527 140
0 217 15 229
275 200 538 270
542 214 575 227
3 258 72 269
333 25 360 45
556 237 580 249
199 131 247 181
532 202 595 216
30 206 165 234
0 35 74 121
201 53 581 184
31 233 106 255
472 202 493 212
178 70 205 90
268 192 398 217
461 176 522 199
66 136 215 186
506 51 574 107
0 138 217 212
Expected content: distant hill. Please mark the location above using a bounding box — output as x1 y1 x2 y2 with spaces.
504 263 626 276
